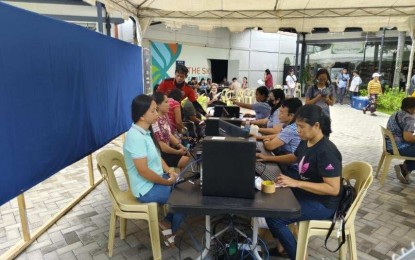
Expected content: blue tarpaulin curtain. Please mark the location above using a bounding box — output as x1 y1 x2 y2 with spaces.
0 2 142 206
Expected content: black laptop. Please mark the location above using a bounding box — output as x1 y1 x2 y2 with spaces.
202 136 256 199
213 105 240 118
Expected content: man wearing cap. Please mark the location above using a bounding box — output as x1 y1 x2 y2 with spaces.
157 65 206 116
363 72 383 115
336 68 350 105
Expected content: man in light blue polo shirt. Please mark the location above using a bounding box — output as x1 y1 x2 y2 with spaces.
233 86 271 120
336 68 350 105
123 94 184 247
256 98 303 171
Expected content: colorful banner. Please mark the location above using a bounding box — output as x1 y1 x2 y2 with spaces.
150 41 182 85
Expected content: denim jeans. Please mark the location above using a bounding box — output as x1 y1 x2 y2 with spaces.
137 174 185 233
265 198 336 260
396 144 415 172
336 87 346 104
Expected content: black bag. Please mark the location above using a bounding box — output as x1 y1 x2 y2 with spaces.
324 179 356 252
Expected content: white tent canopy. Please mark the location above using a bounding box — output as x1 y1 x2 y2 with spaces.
92 0 415 35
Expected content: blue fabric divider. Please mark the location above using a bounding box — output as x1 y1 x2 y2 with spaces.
0 2 142 206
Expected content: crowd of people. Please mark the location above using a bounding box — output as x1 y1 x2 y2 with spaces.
122 64 415 259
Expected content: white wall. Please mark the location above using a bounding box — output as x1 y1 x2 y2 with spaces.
118 22 298 88
230 30 298 88
143 24 231 49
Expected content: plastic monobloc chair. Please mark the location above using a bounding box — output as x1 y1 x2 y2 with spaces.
296 161 373 260
375 126 415 185
96 150 162 259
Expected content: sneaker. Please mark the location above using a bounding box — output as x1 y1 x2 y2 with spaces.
394 165 409 184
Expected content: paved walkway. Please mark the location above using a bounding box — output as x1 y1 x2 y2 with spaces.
2 103 415 260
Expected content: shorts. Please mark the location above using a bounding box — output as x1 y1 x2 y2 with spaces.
161 151 182 167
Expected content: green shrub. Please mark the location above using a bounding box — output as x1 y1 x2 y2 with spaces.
377 87 404 112
359 89 368 96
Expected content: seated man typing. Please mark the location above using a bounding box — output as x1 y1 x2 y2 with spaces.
256 98 303 170
183 90 205 137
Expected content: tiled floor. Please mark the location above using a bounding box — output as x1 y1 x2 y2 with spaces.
1 103 415 260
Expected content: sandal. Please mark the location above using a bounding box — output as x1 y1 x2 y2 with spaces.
160 229 175 248
395 165 409 184
163 234 176 248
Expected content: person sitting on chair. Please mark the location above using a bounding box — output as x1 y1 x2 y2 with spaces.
167 88 184 139
251 89 285 136
183 90 205 138
265 104 342 259
152 93 190 169
123 94 184 247
256 98 303 172
387 97 415 184
233 86 271 120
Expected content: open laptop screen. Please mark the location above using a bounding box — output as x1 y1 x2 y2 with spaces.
213 105 240 118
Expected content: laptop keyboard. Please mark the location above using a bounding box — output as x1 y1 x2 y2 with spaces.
255 161 279 181
255 141 281 181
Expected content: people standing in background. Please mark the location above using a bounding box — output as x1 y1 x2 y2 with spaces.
348 70 362 102
157 65 206 116
285 69 297 98
363 72 383 115
336 68 350 105
241 77 248 89
399 71 407 92
264 69 274 90
305 68 335 118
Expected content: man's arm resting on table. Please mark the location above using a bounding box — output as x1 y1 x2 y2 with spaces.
250 118 268 127
256 133 277 141
257 153 296 164
259 124 282 135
